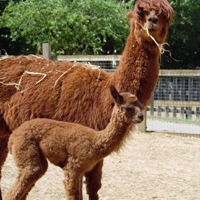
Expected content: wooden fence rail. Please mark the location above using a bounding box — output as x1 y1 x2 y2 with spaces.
43 43 200 133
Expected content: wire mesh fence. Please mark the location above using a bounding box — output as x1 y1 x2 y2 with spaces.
50 52 200 134
146 71 200 134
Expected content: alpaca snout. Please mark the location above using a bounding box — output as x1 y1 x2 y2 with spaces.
137 112 144 122
147 11 158 24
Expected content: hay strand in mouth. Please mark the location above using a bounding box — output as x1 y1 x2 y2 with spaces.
135 21 183 62
135 21 165 54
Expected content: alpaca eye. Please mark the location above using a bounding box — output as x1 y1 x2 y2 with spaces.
138 7 144 17
124 108 131 112
138 6 143 12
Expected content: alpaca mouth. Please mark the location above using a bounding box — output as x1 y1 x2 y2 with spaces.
133 118 143 123
148 28 157 32
137 119 143 123
145 23 158 32
147 26 158 32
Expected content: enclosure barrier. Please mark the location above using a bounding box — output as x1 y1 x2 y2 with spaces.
42 43 200 134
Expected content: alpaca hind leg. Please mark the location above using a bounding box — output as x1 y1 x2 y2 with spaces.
3 166 44 200
4 143 48 200
18 151 48 200
63 169 82 200
85 160 103 200
19 153 48 200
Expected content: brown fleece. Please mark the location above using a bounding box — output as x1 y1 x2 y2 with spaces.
0 0 173 199
5 86 143 200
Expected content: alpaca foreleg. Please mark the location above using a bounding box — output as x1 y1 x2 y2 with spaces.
63 169 82 200
0 137 9 200
85 160 103 200
78 176 83 200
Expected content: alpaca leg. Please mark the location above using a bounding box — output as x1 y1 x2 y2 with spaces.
16 153 48 200
78 176 83 200
4 143 48 200
63 169 82 200
4 163 47 200
18 153 48 200
0 118 10 200
0 137 9 200
85 160 103 200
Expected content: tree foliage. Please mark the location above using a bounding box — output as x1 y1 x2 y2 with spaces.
0 0 36 55
162 0 200 69
0 0 200 69
0 0 129 55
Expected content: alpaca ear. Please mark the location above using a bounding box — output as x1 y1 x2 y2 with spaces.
127 10 134 20
110 84 124 105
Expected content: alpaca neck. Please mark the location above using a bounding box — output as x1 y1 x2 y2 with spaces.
94 111 132 158
111 28 160 107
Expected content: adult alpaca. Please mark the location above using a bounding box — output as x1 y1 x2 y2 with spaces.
0 0 173 199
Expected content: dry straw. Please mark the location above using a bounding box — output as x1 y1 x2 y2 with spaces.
53 62 101 88
0 55 101 92
135 21 166 54
135 21 182 63
0 71 47 93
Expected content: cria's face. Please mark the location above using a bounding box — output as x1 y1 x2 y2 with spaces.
120 93 143 124
122 102 143 123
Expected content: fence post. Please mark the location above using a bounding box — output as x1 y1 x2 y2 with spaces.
43 43 51 60
138 95 153 132
138 109 147 132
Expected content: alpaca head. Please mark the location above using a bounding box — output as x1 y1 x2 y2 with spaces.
110 85 143 124
127 0 174 45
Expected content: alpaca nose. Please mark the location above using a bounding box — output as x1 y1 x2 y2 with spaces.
147 11 158 24
148 16 158 24
138 112 144 121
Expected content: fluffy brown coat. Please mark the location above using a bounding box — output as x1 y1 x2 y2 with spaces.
0 0 173 199
5 86 143 200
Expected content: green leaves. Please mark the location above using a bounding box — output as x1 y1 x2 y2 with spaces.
2 0 199 69
1 0 129 55
162 0 200 69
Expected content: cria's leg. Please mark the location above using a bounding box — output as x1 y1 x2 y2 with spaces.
4 142 48 200
63 169 82 200
85 160 103 200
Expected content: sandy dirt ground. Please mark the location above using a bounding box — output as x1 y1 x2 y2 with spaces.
2 131 200 200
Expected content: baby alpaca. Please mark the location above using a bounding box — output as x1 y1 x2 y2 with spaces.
5 85 143 200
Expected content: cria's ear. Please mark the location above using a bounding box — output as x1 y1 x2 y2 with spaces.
110 84 124 105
